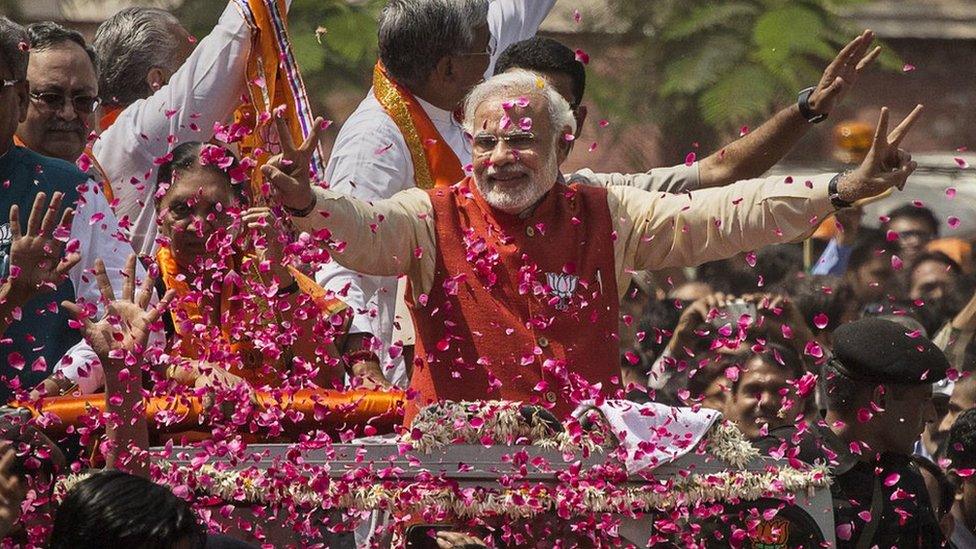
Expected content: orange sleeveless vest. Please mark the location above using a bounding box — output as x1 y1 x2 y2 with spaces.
404 179 622 424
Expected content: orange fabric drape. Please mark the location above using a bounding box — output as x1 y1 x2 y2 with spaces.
233 0 325 203
372 63 464 189
17 389 404 438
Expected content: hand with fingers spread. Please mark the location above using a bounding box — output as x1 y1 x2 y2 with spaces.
61 254 175 366
807 30 882 118
836 105 924 204
262 115 328 213
2 191 80 306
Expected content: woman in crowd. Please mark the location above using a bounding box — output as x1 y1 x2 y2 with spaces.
151 142 350 395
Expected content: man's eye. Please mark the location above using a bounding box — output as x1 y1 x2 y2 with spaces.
508 135 535 149
474 136 497 150
170 203 191 217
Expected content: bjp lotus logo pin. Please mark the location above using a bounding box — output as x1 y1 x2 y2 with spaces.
546 272 578 311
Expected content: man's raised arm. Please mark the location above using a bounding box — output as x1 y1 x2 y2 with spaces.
696 31 881 188
261 118 435 285
620 108 919 272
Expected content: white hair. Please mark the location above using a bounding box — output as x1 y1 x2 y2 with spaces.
463 70 577 138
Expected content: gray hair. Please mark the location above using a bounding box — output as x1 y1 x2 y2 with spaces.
93 7 182 107
28 21 99 74
463 70 577 137
0 17 29 80
378 0 489 89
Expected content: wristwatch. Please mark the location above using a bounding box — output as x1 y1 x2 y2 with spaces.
797 87 828 124
828 172 853 209
284 194 317 218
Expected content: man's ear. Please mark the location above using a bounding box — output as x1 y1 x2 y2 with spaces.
146 67 167 92
574 105 588 138
15 80 28 124
556 129 573 163
432 55 454 84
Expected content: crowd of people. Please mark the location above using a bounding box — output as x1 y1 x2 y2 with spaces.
0 0 974 547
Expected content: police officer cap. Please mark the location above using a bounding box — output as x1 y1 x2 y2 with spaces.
831 318 949 384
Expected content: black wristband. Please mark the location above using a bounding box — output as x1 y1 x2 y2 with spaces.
284 194 317 218
829 172 853 209
797 87 828 124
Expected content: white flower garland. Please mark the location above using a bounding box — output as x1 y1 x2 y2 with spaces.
105 461 828 519
54 402 802 522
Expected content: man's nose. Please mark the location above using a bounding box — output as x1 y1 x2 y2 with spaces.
56 100 78 121
489 140 515 166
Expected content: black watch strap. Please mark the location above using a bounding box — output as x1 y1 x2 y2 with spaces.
798 87 828 124
829 172 853 209
284 194 317 218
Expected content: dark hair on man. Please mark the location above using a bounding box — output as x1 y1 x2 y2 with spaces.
884 203 940 237
493 36 586 106
909 250 962 278
946 407 976 472
862 301 943 339
697 259 756 296
0 17 29 80
93 7 183 107
776 274 849 334
155 141 246 204
731 342 806 393
636 298 683 361
911 455 956 519
377 0 489 90
27 21 99 73
755 244 803 289
846 228 892 273
49 470 205 549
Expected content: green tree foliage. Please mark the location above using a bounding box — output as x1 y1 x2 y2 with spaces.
585 0 893 161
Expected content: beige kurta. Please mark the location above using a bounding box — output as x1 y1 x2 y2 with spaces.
293 173 837 301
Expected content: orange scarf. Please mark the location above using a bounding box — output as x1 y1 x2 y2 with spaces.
233 0 325 202
99 106 123 132
156 246 350 387
372 63 464 189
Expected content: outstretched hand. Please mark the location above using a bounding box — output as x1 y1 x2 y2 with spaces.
836 105 923 204
807 30 882 117
262 114 328 212
61 254 174 367
3 192 79 305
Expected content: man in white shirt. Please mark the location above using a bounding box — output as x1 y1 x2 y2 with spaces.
320 0 557 389
91 2 282 256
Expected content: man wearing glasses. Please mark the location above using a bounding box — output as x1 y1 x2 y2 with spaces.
15 22 100 165
319 0 557 390
0 17 139 401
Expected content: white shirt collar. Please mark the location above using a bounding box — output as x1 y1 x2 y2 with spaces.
415 95 455 126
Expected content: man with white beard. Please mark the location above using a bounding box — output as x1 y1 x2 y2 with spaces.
265 70 920 423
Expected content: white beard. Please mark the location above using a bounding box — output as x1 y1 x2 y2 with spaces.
475 154 559 215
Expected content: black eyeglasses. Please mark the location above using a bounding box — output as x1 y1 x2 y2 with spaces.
0 79 21 90
29 91 100 114
457 42 495 59
471 131 537 155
